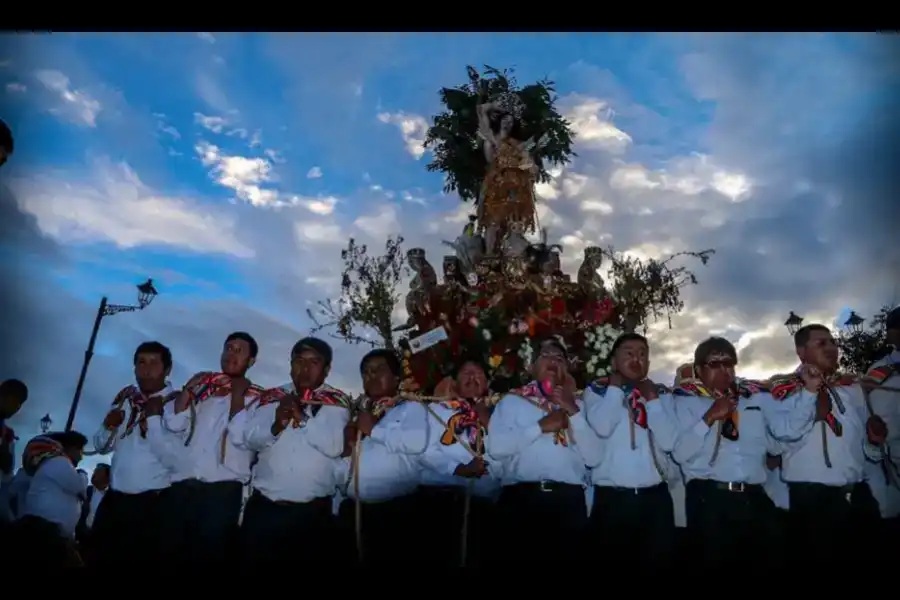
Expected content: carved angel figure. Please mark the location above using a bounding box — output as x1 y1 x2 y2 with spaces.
442 215 485 275
401 248 437 328
577 246 607 297
501 220 530 259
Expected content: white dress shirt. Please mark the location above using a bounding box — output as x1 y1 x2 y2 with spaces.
485 392 592 488
242 392 350 503
23 456 87 539
338 401 428 502
863 351 900 518
764 466 790 510
781 384 883 487
419 401 501 499
93 382 175 494
163 391 257 485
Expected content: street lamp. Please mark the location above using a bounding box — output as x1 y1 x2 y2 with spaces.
785 311 804 336
843 311 865 335
64 278 159 431
40 413 52 433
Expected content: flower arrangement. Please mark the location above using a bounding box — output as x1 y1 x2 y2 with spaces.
585 323 623 379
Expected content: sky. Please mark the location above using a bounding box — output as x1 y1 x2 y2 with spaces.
1 33 899 473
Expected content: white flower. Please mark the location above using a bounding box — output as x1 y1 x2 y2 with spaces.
483 330 492 341
597 367 608 376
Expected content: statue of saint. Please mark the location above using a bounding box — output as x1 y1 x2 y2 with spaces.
475 98 541 254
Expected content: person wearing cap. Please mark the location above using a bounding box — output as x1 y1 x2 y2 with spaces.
336 348 428 565
579 332 680 563
671 337 819 566
485 336 601 563
237 337 351 565
860 306 900 557
416 356 499 566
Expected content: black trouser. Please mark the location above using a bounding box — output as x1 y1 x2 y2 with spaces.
9 516 81 567
413 485 498 567
157 479 244 565
497 482 587 563
685 479 779 567
788 481 880 563
337 494 420 565
90 488 163 566
240 491 334 565
589 482 675 563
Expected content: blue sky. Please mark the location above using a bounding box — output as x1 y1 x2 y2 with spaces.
1 33 898 473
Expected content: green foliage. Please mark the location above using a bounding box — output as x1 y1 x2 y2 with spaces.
838 305 893 375
605 248 716 332
307 236 409 352
424 65 577 203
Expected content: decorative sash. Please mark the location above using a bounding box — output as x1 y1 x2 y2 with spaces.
675 378 767 440
257 383 351 428
511 381 568 446
364 396 405 420
185 372 265 407
22 436 67 476
438 398 485 453
865 363 897 387
108 384 171 440
769 371 855 468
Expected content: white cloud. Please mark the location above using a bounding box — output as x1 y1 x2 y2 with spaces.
10 159 253 258
306 166 323 179
564 96 633 154
33 69 101 127
377 111 428 159
353 204 401 238
5 82 25 93
194 112 228 134
197 32 216 44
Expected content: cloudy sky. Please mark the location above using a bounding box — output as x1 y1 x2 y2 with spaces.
1 33 898 471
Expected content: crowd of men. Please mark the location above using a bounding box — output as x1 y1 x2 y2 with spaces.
0 308 898 567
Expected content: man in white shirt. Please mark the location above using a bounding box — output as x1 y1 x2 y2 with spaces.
238 337 351 565
157 331 265 565
337 348 428 565
417 357 498 566
486 337 595 563
90 341 177 565
16 431 89 567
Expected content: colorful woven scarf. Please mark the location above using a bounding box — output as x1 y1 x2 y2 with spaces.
108 384 171 439
590 378 667 430
770 372 854 437
439 398 484 452
257 383 351 428
512 380 567 446
674 378 767 441
22 436 67 476
185 372 265 410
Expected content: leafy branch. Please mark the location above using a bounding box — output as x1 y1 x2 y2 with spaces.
306 236 409 352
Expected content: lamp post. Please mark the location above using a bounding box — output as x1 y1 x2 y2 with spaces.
65 279 159 431
784 311 804 336
843 311 865 336
40 413 52 434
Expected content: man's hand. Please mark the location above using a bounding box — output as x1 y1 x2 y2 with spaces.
454 456 488 479
703 396 736 427
144 396 164 417
474 403 492 428
174 389 191 414
272 396 297 436
867 416 888 446
103 408 126 429
636 379 659 402
356 411 377 437
539 409 569 434
551 384 578 415
799 364 824 394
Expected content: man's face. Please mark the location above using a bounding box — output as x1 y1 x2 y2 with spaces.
291 349 328 391
134 352 169 392
697 352 736 393
221 338 255 377
532 344 568 385
798 329 839 372
362 357 398 399
612 339 649 382
70 448 85 468
91 467 109 489
456 362 488 399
